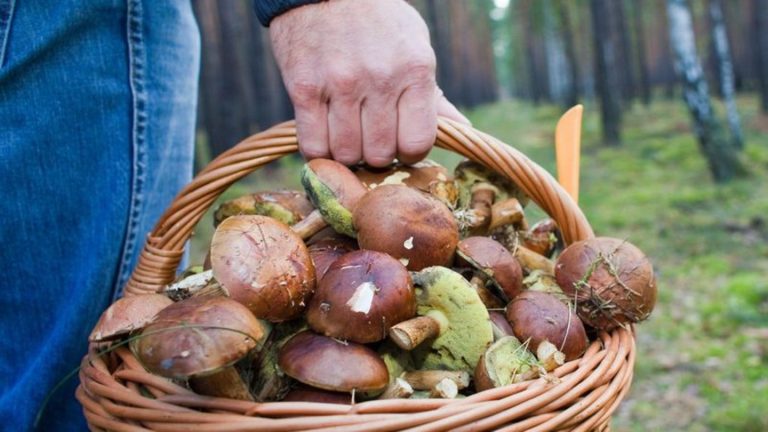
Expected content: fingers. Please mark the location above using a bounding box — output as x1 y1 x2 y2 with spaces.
361 94 398 167
396 82 437 165
328 98 363 166
292 86 330 160
436 91 471 126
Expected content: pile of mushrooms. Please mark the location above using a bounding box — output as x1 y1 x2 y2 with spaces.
90 157 657 404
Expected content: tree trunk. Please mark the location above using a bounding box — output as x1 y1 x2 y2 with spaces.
556 0 580 107
754 0 768 111
667 0 743 183
614 0 636 104
590 0 623 145
631 0 651 105
708 0 744 149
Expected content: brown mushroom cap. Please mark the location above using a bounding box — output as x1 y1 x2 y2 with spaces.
89 294 174 342
521 218 561 257
555 237 657 330
213 190 314 227
210 215 315 322
505 291 588 361
282 384 352 404
456 236 523 301
278 331 389 393
353 184 459 271
306 250 415 343
131 296 266 379
354 160 452 192
307 235 358 281
301 159 367 237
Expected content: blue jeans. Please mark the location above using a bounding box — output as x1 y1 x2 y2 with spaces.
0 0 200 430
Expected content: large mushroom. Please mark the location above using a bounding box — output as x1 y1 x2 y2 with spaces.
456 236 524 303
213 190 314 227
555 237 657 330
306 250 416 343
505 290 588 361
353 184 459 271
89 294 173 343
278 331 389 394
130 296 267 400
388 266 493 375
299 158 368 238
210 215 315 322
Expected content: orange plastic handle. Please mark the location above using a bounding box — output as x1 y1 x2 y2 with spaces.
555 105 583 204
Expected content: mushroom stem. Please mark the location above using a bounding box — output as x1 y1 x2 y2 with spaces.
290 210 328 240
379 377 414 399
488 198 526 232
514 245 555 275
536 340 566 372
189 366 254 401
388 316 441 350
429 378 459 399
469 276 505 309
401 370 470 390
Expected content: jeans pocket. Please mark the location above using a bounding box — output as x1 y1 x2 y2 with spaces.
0 0 14 68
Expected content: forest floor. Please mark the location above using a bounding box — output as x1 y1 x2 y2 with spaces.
190 94 768 432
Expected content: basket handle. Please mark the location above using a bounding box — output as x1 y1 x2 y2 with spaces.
124 118 594 297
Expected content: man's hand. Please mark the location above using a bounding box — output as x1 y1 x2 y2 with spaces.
269 0 469 167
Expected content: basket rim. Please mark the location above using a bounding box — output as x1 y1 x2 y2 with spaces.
79 118 633 432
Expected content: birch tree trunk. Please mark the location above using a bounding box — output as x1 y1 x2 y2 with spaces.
708 0 743 149
591 0 623 145
667 0 743 183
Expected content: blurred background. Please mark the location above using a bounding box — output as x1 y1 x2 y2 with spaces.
190 1 768 431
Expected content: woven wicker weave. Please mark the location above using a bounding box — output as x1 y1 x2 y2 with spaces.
77 118 635 431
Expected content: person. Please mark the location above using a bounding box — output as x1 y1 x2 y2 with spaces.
0 0 467 429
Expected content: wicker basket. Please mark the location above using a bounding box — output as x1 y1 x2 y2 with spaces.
77 118 636 431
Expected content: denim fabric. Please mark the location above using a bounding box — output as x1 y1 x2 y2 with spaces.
0 0 199 430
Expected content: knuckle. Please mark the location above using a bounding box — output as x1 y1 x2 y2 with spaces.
402 55 436 82
289 79 323 107
328 69 360 95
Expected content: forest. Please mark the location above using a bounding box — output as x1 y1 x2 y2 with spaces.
191 1 768 431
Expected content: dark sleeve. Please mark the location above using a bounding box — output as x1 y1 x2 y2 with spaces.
253 0 325 26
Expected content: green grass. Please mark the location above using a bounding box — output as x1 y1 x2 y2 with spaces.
190 94 768 431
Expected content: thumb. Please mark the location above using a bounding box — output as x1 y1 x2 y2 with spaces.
436 88 471 126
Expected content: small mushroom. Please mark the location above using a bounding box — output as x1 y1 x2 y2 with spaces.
474 336 541 392
429 378 459 399
213 190 314 227
354 160 458 208
163 268 215 301
130 296 267 400
379 377 414 400
278 331 389 394
456 236 524 302
401 370 470 391
89 294 173 342
454 160 529 234
353 184 459 271
520 218 562 257
307 235 358 282
306 250 416 343
555 237 657 330
505 291 588 361
389 267 493 375
514 244 556 275
299 159 368 238
282 384 353 404
210 215 315 322
487 198 527 232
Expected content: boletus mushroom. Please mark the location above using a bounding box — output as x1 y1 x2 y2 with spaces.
353 184 459 271
131 296 267 400
307 234 358 282
278 331 389 394
89 294 173 343
505 290 588 361
213 190 314 227
210 215 315 322
474 336 541 392
299 158 368 238
456 236 524 303
306 250 416 343
520 218 562 257
353 159 458 208
555 237 657 330
388 266 493 375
